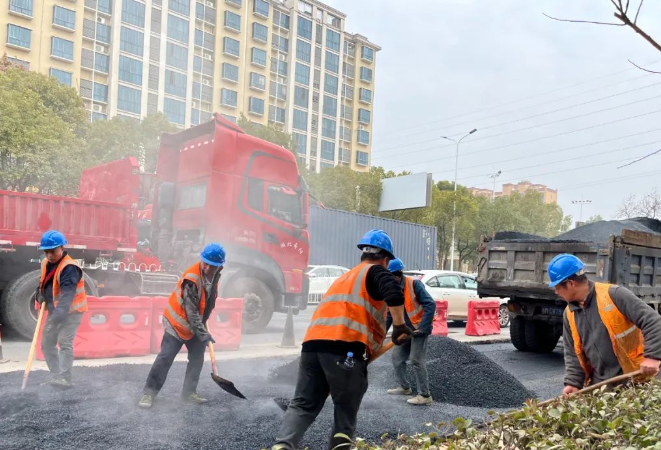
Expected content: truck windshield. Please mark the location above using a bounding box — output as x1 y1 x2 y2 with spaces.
267 186 302 226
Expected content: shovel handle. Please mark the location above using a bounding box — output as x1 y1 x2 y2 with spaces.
208 342 218 376
22 305 46 391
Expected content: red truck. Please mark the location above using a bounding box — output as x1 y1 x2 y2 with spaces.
0 115 310 339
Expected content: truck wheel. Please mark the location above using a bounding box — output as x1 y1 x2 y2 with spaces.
525 320 560 353
498 305 510 328
225 278 275 334
510 316 529 351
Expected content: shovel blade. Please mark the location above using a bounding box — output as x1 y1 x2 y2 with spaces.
211 373 247 400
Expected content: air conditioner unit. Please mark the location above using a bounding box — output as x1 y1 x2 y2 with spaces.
204 54 212 60
206 1 214 7
278 54 286 61
202 79 210 86
95 44 106 53
97 17 106 25
358 125 365 131
93 104 103 112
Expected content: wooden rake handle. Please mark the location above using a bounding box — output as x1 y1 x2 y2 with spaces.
21 305 46 391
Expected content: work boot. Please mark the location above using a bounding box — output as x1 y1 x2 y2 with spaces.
387 387 412 395
184 393 209 404
407 394 433 406
138 394 154 409
49 378 73 389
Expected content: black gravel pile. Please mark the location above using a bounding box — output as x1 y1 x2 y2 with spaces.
555 218 661 243
493 231 547 241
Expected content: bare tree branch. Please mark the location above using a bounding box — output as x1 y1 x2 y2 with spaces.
634 0 645 23
542 13 625 27
615 12 661 53
624 0 630 14
610 0 622 10
628 59 661 74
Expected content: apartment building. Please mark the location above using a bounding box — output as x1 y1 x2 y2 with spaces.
469 181 558 204
1 0 379 172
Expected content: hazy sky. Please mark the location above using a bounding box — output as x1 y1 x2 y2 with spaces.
328 0 661 221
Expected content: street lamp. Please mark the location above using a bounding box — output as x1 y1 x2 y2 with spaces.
488 170 502 202
572 199 592 223
441 128 477 271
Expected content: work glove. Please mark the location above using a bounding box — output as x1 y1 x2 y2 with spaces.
391 324 412 345
202 334 216 346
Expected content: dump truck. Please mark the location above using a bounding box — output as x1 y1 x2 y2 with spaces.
477 219 661 353
0 115 310 339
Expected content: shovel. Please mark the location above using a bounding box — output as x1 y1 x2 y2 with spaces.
274 340 400 412
21 304 46 391
208 341 247 400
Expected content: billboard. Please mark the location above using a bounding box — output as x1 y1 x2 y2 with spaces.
379 172 432 212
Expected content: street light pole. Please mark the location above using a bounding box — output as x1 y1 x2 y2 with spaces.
488 170 502 202
572 199 592 223
441 128 477 271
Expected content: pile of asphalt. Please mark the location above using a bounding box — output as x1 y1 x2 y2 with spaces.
556 218 661 242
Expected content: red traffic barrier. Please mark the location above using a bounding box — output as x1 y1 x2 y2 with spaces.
465 300 501 336
431 299 448 336
37 296 153 360
150 297 244 354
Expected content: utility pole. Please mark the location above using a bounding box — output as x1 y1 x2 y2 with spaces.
572 199 592 223
441 128 477 271
488 170 502 202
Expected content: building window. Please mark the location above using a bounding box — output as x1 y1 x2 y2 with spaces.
323 95 337 117
359 88 372 104
356 150 369 165
221 88 238 107
251 47 267 66
326 14 341 29
224 37 240 57
295 62 310 85
361 46 374 62
339 126 351 142
53 6 76 30
298 1 312 15
250 72 266 91
325 51 339 74
169 0 190 15
92 112 107 122
357 130 370 145
7 24 31 49
293 109 308 131
324 73 338 95
120 26 144 56
358 108 371 124
9 0 33 17
339 147 350 163
322 118 336 139
269 105 285 123
119 55 143 85
94 82 108 102
252 22 268 42
222 63 239 82
272 34 289 53
274 10 290 30
321 140 335 161
249 97 265 115
296 39 311 63
326 29 340 52
96 23 111 44
191 108 200 125
297 16 312 40
294 86 308 108
118 85 141 114
270 81 286 101
253 0 269 17
50 68 72 86
51 37 74 61
343 62 355 79
122 0 145 27
95 53 109 73
226 0 241 7
225 11 241 31
98 0 112 14
292 132 306 155
163 97 185 125
168 14 189 43
165 70 187 98
360 67 373 82
270 59 287 76
222 114 237 123
342 83 354 100
166 42 188 70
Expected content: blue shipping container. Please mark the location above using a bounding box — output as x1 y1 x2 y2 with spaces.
308 206 437 270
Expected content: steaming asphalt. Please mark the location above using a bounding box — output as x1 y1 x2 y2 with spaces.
0 342 564 450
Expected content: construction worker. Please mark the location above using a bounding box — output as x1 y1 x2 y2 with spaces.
272 229 413 450
548 254 661 397
385 258 436 405
138 243 225 409
37 230 87 389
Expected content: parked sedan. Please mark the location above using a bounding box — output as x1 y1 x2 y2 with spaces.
306 265 350 303
404 270 510 327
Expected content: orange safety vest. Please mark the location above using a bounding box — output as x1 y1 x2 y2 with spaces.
566 282 644 386
40 255 87 313
164 263 206 341
304 262 387 356
403 276 425 327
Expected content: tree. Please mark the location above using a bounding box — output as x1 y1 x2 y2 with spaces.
0 63 88 195
617 188 661 219
585 215 604 224
237 114 296 155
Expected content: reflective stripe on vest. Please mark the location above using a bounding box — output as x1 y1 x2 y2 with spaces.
403 276 425 327
566 282 644 386
304 262 387 356
163 264 206 341
40 255 87 314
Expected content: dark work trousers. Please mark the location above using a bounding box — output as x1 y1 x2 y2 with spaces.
41 312 83 382
273 351 369 450
392 334 431 396
143 332 206 397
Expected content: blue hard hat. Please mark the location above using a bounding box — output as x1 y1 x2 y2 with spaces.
357 229 395 259
388 258 405 273
548 254 585 287
39 230 67 250
200 243 226 267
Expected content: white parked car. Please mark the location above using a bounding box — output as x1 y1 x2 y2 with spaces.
403 270 510 328
306 265 350 304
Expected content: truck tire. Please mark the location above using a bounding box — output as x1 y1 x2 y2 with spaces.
510 316 529 352
525 320 560 353
224 277 275 334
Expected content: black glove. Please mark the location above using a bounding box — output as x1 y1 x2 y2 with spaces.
202 334 216 345
391 324 412 345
